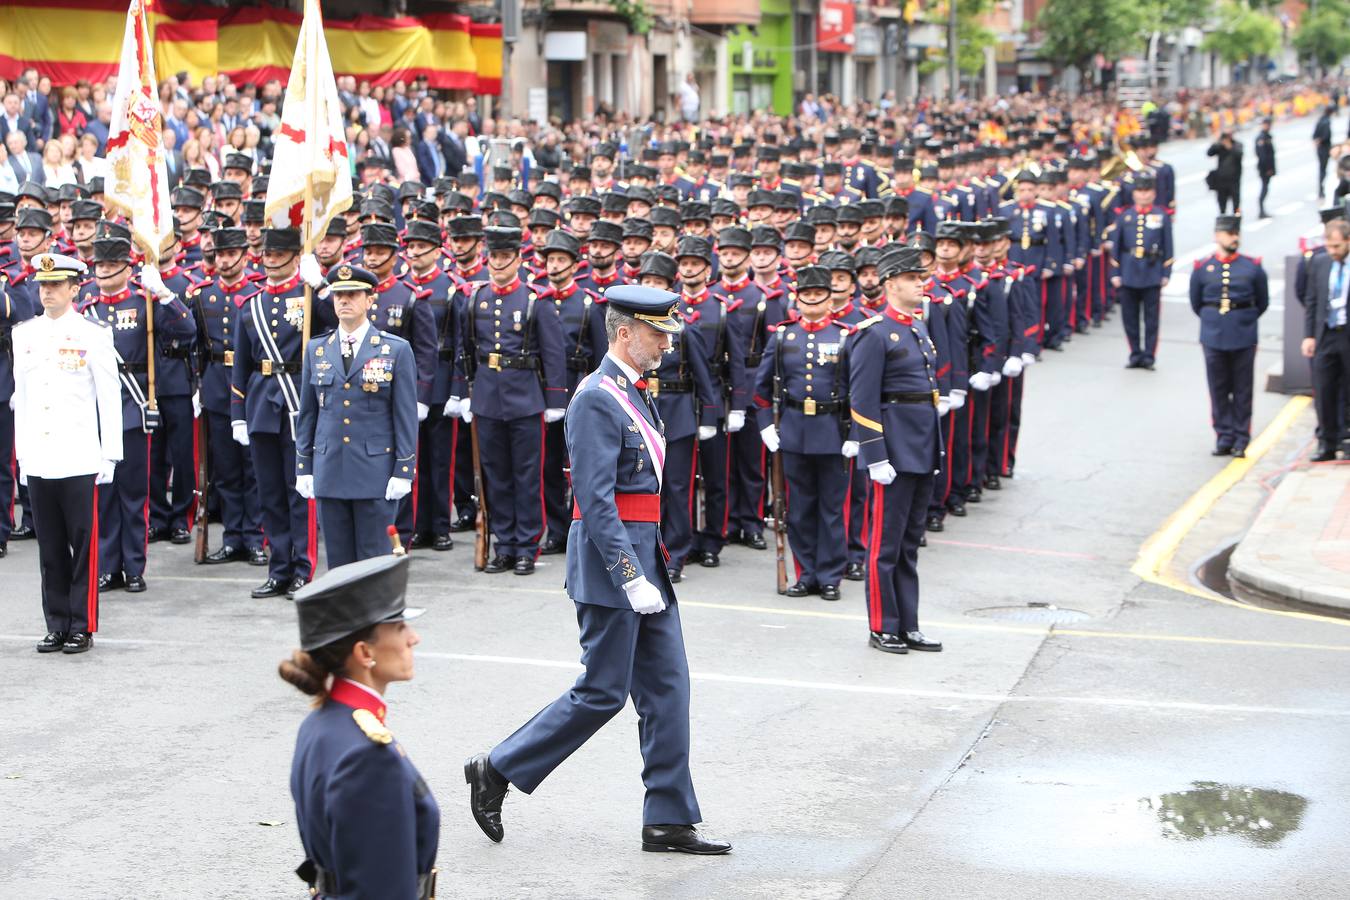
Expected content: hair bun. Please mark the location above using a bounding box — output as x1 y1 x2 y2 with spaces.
278 649 326 697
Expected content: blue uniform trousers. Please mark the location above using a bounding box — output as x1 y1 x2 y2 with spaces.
692 432 731 555
1004 372 1025 476
0 403 15 543
845 459 868 567
453 416 476 520
989 377 1012 478
1204 345 1256 451
729 426 767 539
660 436 696 572
414 408 455 536
206 410 264 552
1119 285 1162 365
319 497 397 569
1074 266 1091 329
970 387 994 488
928 414 954 522
542 418 570 545
783 451 848 588
490 600 702 826
98 429 149 577
951 401 973 501
864 473 933 635
148 395 196 532
477 413 545 558
249 431 314 584
1044 275 1069 348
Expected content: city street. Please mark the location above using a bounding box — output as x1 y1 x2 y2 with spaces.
2 111 1347 899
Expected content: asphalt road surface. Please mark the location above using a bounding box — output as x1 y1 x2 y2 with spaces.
2 112 1347 900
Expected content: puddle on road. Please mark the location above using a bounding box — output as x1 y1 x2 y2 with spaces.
1140 782 1308 846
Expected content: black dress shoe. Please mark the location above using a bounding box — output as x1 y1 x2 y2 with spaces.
844 562 865 581
62 632 93 654
11 525 34 541
1212 445 1233 456
433 534 454 551
147 527 168 543
450 514 477 532
965 488 982 503
698 551 720 568
409 532 429 549
785 581 814 597
483 554 517 574
744 532 767 550
251 578 286 599
1001 467 1014 478
919 534 927 547
98 572 125 592
204 545 246 564
0 544 7 558
819 584 841 602
1125 359 1141 369
1312 445 1338 463
169 528 192 545
464 753 509 843
641 824 732 855
1142 360 1156 371
925 514 944 533
983 474 1001 491
125 575 147 593
36 631 68 653
513 557 535 575
1232 447 1247 459
285 577 308 599
868 631 908 654
947 499 967 517
667 567 683 583
248 547 269 566
539 538 566 556
904 630 943 652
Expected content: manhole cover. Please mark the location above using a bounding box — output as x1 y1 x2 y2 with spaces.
966 603 1092 624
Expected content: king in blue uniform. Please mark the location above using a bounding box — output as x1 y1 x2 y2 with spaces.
296 265 419 569
465 286 731 856
1188 215 1269 457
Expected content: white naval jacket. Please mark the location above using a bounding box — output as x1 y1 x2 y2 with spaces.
13 308 123 478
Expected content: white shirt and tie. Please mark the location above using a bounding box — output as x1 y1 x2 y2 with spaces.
1329 257 1348 329
340 319 371 372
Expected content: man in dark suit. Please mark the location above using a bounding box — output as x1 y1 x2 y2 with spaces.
442 119 469 176
1302 217 1350 461
4 132 44 186
1314 107 1334 201
1254 117 1276 219
0 93 38 149
413 123 445 184
161 128 185 190
1206 132 1243 215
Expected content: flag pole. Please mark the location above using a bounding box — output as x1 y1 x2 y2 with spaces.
301 0 318 347
302 182 315 346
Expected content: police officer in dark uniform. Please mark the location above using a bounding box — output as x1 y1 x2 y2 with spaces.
189 227 266 565
848 247 944 655
1188 215 1269 457
282 553 439 900
0 226 36 556
753 265 852 600
296 265 419 568
1107 173 1173 369
465 286 730 857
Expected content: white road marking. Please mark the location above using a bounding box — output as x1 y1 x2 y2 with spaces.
1248 218 1274 232
1275 202 1304 216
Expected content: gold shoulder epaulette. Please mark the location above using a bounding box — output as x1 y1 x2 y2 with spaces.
353 708 392 745
855 315 882 330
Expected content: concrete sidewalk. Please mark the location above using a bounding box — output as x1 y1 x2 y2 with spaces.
1230 461 1350 615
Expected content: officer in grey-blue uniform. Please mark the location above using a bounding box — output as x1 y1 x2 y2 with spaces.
1188 215 1269 457
296 265 419 569
1107 173 1173 369
465 286 731 856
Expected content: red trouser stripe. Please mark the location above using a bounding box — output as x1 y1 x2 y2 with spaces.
866 483 886 632
306 499 317 577
88 484 100 633
531 417 546 558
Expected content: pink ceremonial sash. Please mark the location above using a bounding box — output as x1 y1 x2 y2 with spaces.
595 375 666 489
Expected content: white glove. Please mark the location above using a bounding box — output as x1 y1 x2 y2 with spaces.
544 407 566 424
623 577 666 615
18 471 27 487
299 253 325 290
139 264 174 302
989 372 1002 386
969 372 992 391
232 421 250 446
698 425 717 441
759 424 780 453
417 402 429 422
192 391 202 418
96 460 118 485
937 396 951 416
443 397 464 417
1001 356 1023 378
295 474 315 499
7 396 12 411
841 440 859 459
726 410 746 433
1021 352 1037 366
461 408 473 424
948 390 966 411
868 461 897 485
385 477 413 501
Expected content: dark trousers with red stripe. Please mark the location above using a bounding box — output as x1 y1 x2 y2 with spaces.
1119 285 1162 366
660 436 697 571
951 400 973 500
453 415 477 521
98 428 149 578
729 423 767 539
206 410 264 552
692 431 731 555
414 409 455 537
31 474 98 634
477 413 545 559
970 386 994 487
783 451 848 588
0 402 15 544
1074 265 1091 329
148 394 196 532
1005 371 1025 475
542 418 571 545
846 458 868 566
1045 275 1069 348
988 374 1021 478
928 412 953 521
865 472 933 635
249 431 314 584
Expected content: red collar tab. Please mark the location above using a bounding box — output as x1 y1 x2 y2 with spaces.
885 305 914 325
801 316 832 332
220 275 250 293
831 301 855 319
1019 201 1036 210
265 272 302 294
410 266 441 285
1135 205 1153 215
720 273 750 292
1216 252 1238 264
492 276 521 296
160 265 182 280
935 269 961 283
99 288 131 304
375 273 398 293
458 261 483 278
328 678 387 724
590 268 620 286
553 281 577 301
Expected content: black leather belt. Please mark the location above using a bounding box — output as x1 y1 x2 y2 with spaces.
438 347 455 361
1204 301 1254 309
566 355 592 372
161 346 193 360
255 360 301 375
745 353 764 368
646 376 691 396
118 362 148 374
785 396 842 414
210 349 235 366
477 352 538 371
883 390 940 406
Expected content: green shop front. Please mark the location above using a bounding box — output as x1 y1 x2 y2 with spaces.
727 0 794 116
